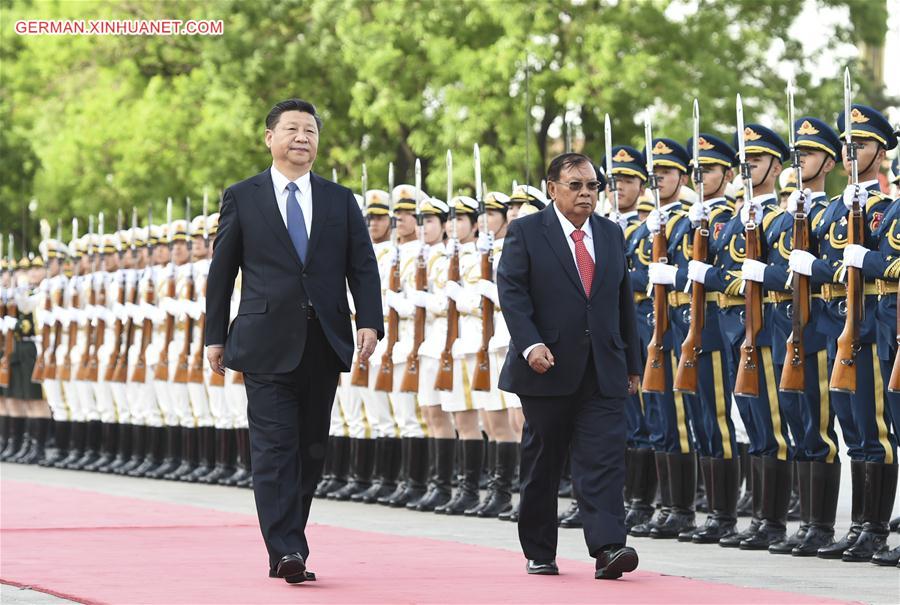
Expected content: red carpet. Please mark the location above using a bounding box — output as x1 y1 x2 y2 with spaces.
1 479 854 605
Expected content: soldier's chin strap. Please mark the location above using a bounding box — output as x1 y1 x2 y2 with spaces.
856 144 882 180
752 155 777 192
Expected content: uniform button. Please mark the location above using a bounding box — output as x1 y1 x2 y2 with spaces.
584 329 591 337
586 304 592 310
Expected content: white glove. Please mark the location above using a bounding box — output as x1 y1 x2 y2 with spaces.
476 231 493 254
740 198 764 226
412 290 429 308
688 260 712 283
786 189 812 216
2 316 16 330
187 300 204 320
842 184 868 211
477 279 499 306
688 203 709 224
648 262 678 286
789 249 817 276
125 301 143 323
741 259 767 283
843 244 869 269
646 209 667 233
444 280 462 302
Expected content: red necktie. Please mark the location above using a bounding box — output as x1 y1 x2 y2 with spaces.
570 230 594 295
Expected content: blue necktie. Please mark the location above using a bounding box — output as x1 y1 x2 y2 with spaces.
286 182 309 263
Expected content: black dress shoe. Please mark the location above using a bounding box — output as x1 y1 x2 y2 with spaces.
595 545 639 580
275 553 306 583
525 559 559 575
269 568 317 581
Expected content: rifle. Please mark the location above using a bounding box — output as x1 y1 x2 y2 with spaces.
45 221 65 381
86 214 106 382
76 216 97 381
350 164 371 387
472 144 494 391
375 163 398 392
401 159 426 392
436 150 459 391
188 194 208 385
59 219 82 382
0 235 15 388
675 100 707 394
131 208 154 384
734 94 763 397
830 69 863 393
106 210 127 382
154 198 176 382
605 114 621 224
642 119 669 394
889 279 900 393
174 197 194 384
780 80 810 392
32 220 53 383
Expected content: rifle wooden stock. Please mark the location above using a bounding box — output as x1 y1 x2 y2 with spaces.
0 299 15 388
472 250 494 392
642 230 669 393
187 282 206 385
113 278 138 383
76 280 96 382
401 249 427 393
232 371 244 385
32 287 54 383
105 275 126 382
130 274 155 384
172 277 195 384
45 290 63 380
779 208 810 392
734 222 762 397
86 282 105 383
153 271 176 382
674 219 709 394
375 255 401 392
59 289 80 382
435 250 460 392
830 203 864 393
349 292 369 387
889 279 900 393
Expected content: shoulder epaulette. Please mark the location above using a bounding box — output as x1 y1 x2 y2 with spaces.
866 190 888 212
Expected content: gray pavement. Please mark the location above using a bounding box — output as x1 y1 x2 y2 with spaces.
2 462 898 604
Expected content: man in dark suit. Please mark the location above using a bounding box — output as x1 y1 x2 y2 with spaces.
498 153 642 580
205 99 383 584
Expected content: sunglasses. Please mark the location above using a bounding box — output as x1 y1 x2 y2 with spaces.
554 180 603 192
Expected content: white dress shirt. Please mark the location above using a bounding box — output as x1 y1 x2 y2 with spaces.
523 203 596 360
270 165 313 237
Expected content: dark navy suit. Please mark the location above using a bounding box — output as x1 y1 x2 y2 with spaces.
498 204 641 561
206 168 383 569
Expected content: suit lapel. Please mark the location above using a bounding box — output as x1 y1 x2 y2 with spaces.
589 214 611 300
542 205 587 298
304 173 332 268
253 169 303 269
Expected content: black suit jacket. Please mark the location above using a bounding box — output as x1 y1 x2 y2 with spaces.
205 168 384 374
497 204 642 398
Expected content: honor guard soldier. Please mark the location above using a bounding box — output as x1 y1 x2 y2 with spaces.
790 104 898 562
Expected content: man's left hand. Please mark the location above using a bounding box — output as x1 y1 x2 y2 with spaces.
627 375 640 395
357 328 377 362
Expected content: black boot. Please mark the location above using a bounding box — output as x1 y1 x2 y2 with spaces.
23 418 50 465
329 438 376 500
721 455 763 547
0 417 25 461
770 460 811 553
736 443 753 516
559 500 582 528
694 455 708 513
100 423 130 473
146 426 182 479
740 456 791 550
625 448 657 531
558 453 573 497
435 439 484 515
315 435 350 497
651 452 697 539
413 438 455 512
69 420 102 470
680 456 712 541
786 461 802 521
0 415 7 453
40 420 70 467
10 418 35 462
473 441 517 518
56 421 85 468
115 425 146 475
794 461 840 556
85 422 119 471
694 456 740 543
353 437 401 503
819 459 865 558
223 427 252 486
631 451 670 537
843 462 898 562
499 501 520 522
479 438 495 490
129 426 164 476
182 427 215 482
165 427 197 480
199 429 236 484
387 437 428 507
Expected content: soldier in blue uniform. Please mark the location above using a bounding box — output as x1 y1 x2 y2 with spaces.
688 123 794 549
637 137 701 539
741 117 843 556
653 134 739 543
790 104 898 562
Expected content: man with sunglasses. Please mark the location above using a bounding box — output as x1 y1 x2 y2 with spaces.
498 152 641 580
